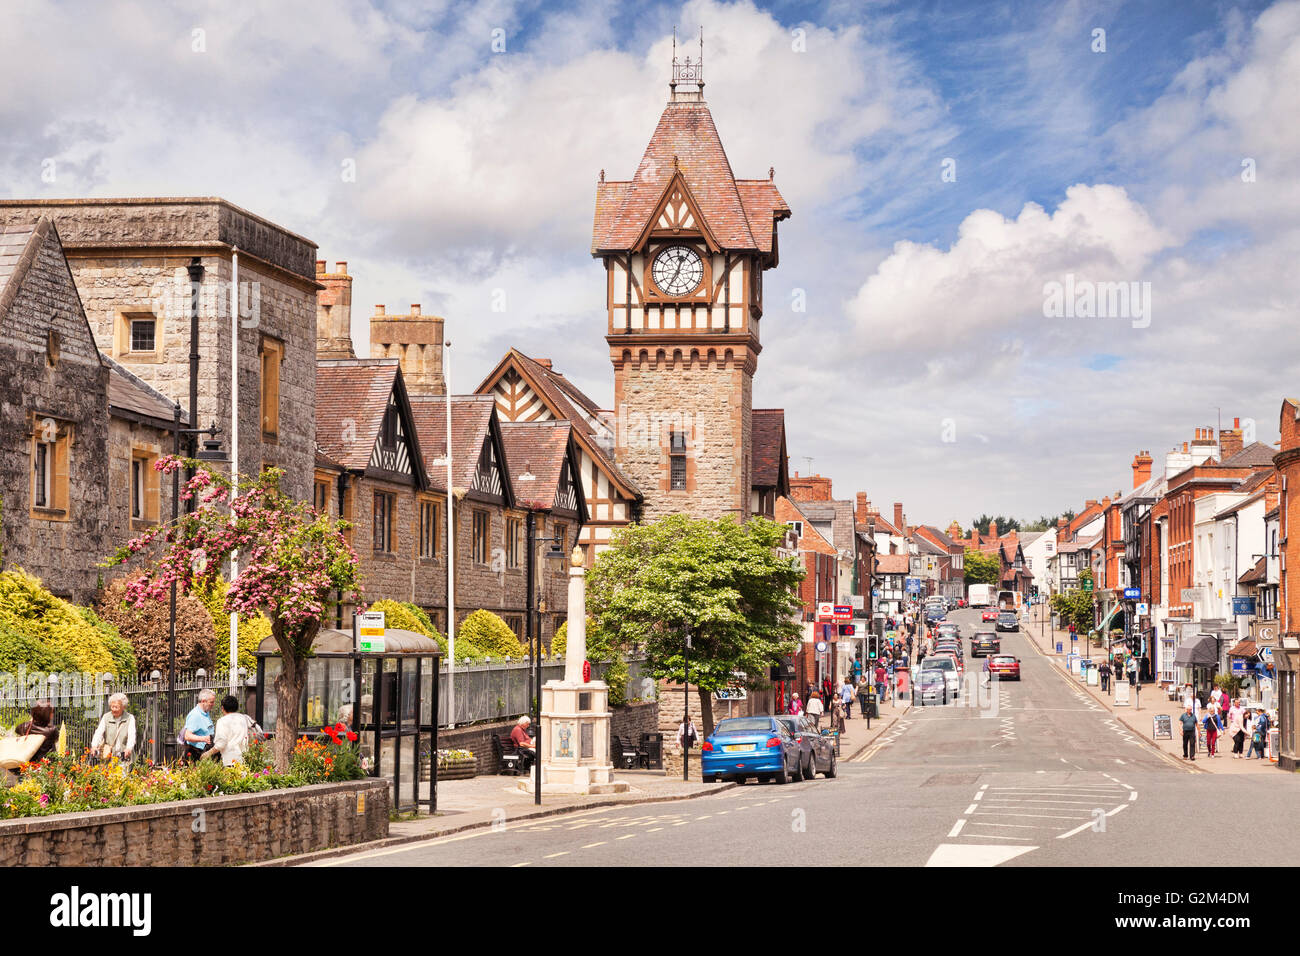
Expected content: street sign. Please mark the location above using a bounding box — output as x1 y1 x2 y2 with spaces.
1136 602 1149 615
816 601 835 622
1181 588 1205 603
834 604 853 620
1231 658 1246 674
1232 597 1256 616
872 589 881 599
905 577 922 595
357 610 385 652
715 672 748 700
1081 579 1093 592
838 623 856 637
1123 587 1141 600
1260 646 1274 663
815 640 828 653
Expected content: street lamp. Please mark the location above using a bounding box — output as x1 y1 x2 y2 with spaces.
165 407 226 761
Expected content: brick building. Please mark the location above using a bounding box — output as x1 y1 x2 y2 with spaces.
1273 399 1300 770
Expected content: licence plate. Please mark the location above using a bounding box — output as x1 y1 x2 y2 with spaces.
723 744 754 753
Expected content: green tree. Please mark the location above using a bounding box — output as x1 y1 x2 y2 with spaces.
963 549 1001 586
586 515 803 737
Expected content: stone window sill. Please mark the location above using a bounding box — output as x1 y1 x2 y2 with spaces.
30 507 69 522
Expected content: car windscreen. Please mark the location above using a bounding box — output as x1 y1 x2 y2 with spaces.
773 717 801 734
922 658 954 671
714 718 774 735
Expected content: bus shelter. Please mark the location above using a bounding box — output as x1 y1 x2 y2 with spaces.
254 628 440 814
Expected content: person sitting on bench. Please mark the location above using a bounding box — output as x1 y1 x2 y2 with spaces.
511 716 537 772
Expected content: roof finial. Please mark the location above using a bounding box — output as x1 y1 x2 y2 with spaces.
670 26 677 92
769 166 774 181
698 26 705 94
599 168 605 183
670 25 704 98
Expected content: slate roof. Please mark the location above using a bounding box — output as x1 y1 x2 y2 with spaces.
916 525 957 551
1222 442 1277 469
499 421 574 512
592 100 789 254
408 394 497 494
0 221 42 317
104 354 184 427
751 409 788 490
315 359 403 471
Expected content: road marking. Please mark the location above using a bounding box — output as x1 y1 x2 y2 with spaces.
616 834 637 840
973 791 984 801
510 861 532 867
1128 791 1138 801
647 827 663 832
974 811 1094 820
696 815 712 820
963 834 1034 841
544 851 569 859
1115 758 1126 764
1121 783 1134 790
979 784 988 790
947 819 967 837
925 843 1038 867
964 821 1062 829
965 804 979 814
672 821 688 826
582 842 606 849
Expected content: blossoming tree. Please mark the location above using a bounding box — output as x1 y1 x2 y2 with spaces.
106 458 361 771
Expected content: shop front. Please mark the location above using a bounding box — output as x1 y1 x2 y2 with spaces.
1172 632 1219 705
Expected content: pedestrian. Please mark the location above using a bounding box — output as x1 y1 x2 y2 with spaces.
1179 703 1198 761
1210 685 1223 712
90 692 136 763
1250 708 1270 759
182 688 217 764
840 679 855 719
875 663 888 704
982 656 991 686
207 695 260 767
1204 703 1219 758
1243 709 1257 759
1127 656 1138 686
789 692 804 716
14 700 59 764
830 695 846 734
1099 662 1111 693
1228 699 1246 757
806 691 824 730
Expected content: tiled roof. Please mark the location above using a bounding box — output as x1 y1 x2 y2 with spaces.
916 525 957 550
591 100 788 254
1222 442 1276 468
480 349 640 499
751 409 787 489
104 354 183 426
735 180 791 255
875 554 910 574
1238 556 1267 585
1227 640 1258 658
315 360 402 471
408 394 497 493
0 220 43 317
499 421 573 511
315 444 346 471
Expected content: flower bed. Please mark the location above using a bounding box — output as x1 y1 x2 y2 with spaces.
0 728 362 821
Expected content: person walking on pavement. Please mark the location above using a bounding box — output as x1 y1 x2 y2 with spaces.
1180 703 1198 761
840 679 855 719
1127 655 1138 687
1098 661 1111 692
789 692 804 716
875 663 888 704
1249 708 1270 759
856 677 870 719
1228 699 1246 757
1204 703 1219 758
806 690 824 730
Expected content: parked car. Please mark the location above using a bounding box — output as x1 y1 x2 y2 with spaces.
981 609 998 622
996 611 1019 632
970 631 1001 657
934 639 964 662
773 714 838 780
925 605 947 625
937 623 962 640
915 668 949 706
988 655 1022 680
921 657 961 699
701 716 802 784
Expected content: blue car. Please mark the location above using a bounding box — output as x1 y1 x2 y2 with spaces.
700 716 802 785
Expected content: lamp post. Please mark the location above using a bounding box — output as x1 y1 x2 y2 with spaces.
165 407 226 761
683 625 692 782
525 512 567 805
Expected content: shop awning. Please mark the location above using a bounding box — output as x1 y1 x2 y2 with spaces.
1090 602 1122 639
1227 640 1258 658
1173 634 1219 666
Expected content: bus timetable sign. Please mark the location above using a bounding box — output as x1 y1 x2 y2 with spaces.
357 610 386 652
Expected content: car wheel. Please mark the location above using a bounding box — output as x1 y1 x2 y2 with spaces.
703 774 716 783
802 753 815 781
825 752 837 778
752 775 766 784
774 766 789 785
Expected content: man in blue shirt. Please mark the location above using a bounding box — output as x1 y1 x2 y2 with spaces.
183 689 217 764
1179 704 1198 761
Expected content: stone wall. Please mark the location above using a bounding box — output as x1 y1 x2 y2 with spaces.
0 779 388 867
0 222 109 602
106 414 173 559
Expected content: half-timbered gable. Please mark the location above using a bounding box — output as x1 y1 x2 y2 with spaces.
477 348 638 564
751 408 790 520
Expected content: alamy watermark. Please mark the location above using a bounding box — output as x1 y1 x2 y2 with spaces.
1042 274 1151 329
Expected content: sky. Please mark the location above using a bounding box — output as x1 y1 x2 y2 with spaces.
4 0 1297 527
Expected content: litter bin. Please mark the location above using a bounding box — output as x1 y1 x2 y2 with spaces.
639 732 664 770
864 688 879 719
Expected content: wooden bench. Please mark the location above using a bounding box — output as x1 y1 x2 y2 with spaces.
611 735 647 769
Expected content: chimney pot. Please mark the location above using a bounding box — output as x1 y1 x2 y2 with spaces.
375 305 385 316
1234 417 1240 428
336 261 348 275
410 304 420 315
316 259 326 276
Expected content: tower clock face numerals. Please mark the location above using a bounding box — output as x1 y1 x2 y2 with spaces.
652 245 704 297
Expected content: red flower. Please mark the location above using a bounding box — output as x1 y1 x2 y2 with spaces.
345 731 358 742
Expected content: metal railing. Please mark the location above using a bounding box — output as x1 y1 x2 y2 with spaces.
436 655 651 726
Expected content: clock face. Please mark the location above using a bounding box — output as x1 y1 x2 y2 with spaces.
652 245 704 297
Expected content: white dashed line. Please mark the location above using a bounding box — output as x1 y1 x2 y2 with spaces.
948 819 967 837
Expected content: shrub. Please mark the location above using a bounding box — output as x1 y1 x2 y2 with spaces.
458 610 527 659
95 577 215 674
369 600 435 637
0 570 119 675
0 625 78 674
191 578 267 673
76 606 136 677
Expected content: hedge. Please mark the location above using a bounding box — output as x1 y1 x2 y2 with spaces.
95 577 213 674
0 570 120 675
458 610 527 659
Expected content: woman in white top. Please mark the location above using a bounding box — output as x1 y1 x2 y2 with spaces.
90 693 136 762
208 695 256 767
805 691 825 730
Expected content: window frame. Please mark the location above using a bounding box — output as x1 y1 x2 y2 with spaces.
373 491 396 554
419 498 440 560
472 510 490 565
506 516 521 569
259 334 285 441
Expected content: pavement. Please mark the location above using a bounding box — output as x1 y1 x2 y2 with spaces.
264 692 912 866
1019 604 1279 775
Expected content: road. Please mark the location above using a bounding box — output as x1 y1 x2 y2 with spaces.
316 608 1297 867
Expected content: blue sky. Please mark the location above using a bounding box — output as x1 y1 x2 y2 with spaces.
2 0 1296 523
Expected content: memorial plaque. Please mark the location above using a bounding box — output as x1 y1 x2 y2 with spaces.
580 722 594 759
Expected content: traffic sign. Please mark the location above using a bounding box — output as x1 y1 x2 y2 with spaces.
905 577 922 595
1260 646 1274 663
815 640 828 653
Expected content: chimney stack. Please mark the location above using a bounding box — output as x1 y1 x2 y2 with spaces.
316 259 356 360
855 492 870 524
1132 450 1153 488
370 304 447 395
1219 418 1244 460
894 502 904 532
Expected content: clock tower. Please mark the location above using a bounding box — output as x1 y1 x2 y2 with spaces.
591 45 790 521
